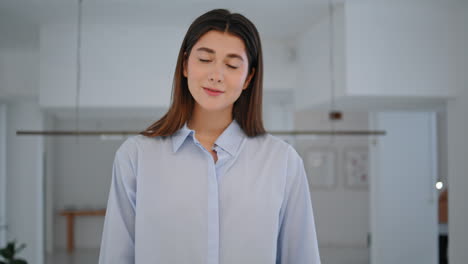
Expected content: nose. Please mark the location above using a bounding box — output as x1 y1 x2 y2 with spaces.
208 67 224 83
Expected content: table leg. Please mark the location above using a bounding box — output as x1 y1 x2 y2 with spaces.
66 214 75 254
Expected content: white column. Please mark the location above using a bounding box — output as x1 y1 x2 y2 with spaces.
0 104 7 246
446 0 468 261
6 100 45 264
447 87 468 262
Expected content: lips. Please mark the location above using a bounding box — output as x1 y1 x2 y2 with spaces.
203 87 224 96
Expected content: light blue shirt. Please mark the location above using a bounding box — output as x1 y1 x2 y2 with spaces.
99 120 320 264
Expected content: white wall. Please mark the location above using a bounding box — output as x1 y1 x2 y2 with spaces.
263 90 294 131
295 0 461 111
294 111 370 248
0 49 38 100
262 40 298 91
6 100 45 264
295 4 346 110
39 24 181 109
446 2 468 261
39 23 296 110
345 0 461 98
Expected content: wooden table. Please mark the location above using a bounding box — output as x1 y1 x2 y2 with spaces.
59 209 106 253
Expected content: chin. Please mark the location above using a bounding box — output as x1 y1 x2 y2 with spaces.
201 106 229 112
196 102 232 113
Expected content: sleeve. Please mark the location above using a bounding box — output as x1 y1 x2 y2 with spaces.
276 146 321 264
99 141 137 264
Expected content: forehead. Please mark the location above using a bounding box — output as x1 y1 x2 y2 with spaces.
193 30 247 56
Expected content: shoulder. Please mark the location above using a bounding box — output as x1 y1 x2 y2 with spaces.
246 133 302 161
115 134 168 159
258 135 306 182
258 133 299 154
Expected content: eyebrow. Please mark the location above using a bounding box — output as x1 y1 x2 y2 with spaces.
196 47 244 61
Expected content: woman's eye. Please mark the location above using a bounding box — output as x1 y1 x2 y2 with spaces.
227 64 238 69
199 59 211 62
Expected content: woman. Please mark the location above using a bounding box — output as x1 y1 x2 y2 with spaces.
99 9 320 264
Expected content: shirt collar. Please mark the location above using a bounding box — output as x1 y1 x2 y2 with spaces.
213 119 245 156
171 122 193 153
172 119 246 156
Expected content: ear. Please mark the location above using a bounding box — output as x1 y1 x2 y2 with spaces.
183 52 188 78
243 68 256 90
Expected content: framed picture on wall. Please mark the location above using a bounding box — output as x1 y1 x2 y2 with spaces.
303 147 337 189
344 147 369 189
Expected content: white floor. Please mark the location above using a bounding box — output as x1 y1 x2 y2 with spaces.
319 246 369 264
46 247 369 264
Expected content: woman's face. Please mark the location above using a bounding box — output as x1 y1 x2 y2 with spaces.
183 30 255 114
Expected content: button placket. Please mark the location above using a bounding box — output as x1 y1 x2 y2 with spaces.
203 142 220 264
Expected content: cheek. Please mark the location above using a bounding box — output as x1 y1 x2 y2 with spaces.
229 72 248 90
187 58 205 78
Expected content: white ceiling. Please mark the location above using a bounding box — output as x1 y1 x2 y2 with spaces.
0 0 330 49
0 0 333 120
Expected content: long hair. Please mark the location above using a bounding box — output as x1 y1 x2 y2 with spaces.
140 9 265 138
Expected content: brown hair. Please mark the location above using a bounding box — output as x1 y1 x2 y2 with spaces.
140 9 265 138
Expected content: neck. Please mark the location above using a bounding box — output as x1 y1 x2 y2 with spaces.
188 104 233 139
